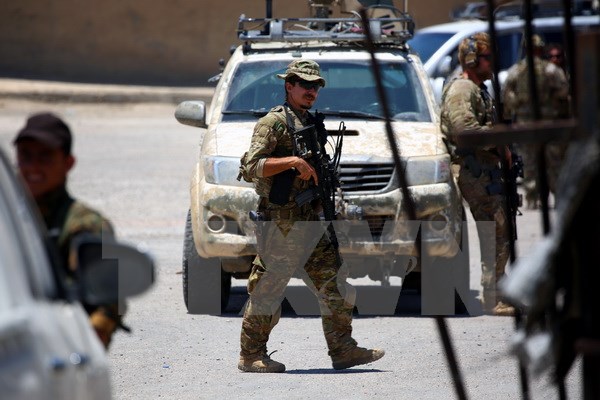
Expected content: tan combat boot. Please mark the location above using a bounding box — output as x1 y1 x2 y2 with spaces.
482 290 516 316
238 352 286 373
492 301 515 317
331 346 385 370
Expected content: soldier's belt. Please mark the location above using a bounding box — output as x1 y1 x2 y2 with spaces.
259 198 313 220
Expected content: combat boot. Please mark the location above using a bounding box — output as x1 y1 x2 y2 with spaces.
492 301 515 317
481 290 516 316
238 352 286 373
331 346 385 370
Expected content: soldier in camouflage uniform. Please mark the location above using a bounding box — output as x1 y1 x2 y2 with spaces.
440 33 514 316
502 35 570 209
13 112 123 349
237 59 385 372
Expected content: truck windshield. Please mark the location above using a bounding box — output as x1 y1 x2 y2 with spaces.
223 59 432 122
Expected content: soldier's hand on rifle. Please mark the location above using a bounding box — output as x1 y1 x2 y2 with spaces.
262 156 318 184
499 145 512 165
294 157 319 184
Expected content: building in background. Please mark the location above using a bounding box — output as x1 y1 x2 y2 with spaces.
0 0 479 86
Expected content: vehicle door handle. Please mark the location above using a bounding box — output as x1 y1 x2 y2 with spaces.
69 352 90 367
50 356 67 371
50 353 89 371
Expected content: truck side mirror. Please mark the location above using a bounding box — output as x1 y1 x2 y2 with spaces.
175 101 207 128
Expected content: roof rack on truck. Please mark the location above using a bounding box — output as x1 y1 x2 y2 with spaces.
237 8 415 47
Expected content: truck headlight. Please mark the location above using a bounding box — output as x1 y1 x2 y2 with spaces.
203 156 253 187
405 154 451 185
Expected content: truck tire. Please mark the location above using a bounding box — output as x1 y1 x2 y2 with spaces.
419 206 470 315
453 207 470 315
182 210 231 314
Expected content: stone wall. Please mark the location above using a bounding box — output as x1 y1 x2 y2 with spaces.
0 0 469 86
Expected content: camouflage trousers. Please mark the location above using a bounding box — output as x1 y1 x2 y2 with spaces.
456 161 511 295
518 142 567 207
240 206 357 359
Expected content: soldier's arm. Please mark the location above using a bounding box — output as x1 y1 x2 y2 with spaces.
445 84 489 133
64 207 115 272
63 204 122 350
245 120 317 183
547 64 570 118
263 156 317 183
90 306 120 349
501 73 517 122
500 144 512 166
244 122 279 179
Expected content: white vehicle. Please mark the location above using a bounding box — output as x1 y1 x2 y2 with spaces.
0 149 154 400
176 3 470 314
407 14 600 103
450 1 487 21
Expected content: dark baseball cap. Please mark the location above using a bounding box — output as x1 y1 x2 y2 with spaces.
13 112 72 154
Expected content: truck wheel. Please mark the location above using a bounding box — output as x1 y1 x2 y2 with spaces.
182 210 231 314
419 207 471 315
402 271 422 294
454 207 470 315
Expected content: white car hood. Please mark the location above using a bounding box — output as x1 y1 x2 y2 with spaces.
208 120 445 160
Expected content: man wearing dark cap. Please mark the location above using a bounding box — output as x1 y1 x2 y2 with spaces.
13 112 122 349
237 59 385 373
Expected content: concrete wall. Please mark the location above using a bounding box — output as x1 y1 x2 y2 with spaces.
0 0 470 86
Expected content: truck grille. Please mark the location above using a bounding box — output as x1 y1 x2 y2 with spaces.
339 162 394 193
365 215 395 239
344 215 395 241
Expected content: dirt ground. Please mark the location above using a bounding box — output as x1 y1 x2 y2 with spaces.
0 98 582 400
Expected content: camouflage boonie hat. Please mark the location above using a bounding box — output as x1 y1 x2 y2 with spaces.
276 59 326 87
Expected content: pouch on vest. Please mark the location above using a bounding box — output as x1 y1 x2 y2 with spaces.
269 169 297 206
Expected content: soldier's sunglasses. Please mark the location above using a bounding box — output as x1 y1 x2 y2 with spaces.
295 80 322 91
478 53 492 61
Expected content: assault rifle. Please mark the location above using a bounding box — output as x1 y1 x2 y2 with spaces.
293 111 345 247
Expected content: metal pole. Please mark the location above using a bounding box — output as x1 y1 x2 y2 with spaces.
485 1 531 399
523 0 552 235
485 0 505 123
360 7 468 400
554 4 574 400
266 0 273 18
561 0 577 116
